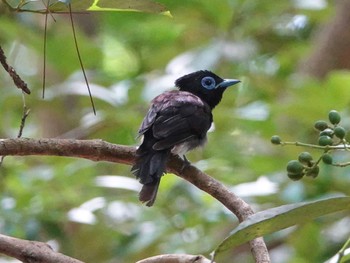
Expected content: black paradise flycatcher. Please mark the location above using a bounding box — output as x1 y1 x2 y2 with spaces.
131 70 240 206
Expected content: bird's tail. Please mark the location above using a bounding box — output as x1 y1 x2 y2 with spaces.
131 145 169 206
139 180 160 207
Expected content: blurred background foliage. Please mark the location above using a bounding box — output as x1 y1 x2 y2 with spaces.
0 0 350 262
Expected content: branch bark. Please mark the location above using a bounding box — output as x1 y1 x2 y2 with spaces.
0 234 83 263
136 254 212 263
0 45 31 94
0 138 270 263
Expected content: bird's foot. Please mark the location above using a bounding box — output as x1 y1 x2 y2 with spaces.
180 155 191 173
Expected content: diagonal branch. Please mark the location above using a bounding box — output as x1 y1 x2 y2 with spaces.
0 234 84 263
0 138 270 263
0 45 31 94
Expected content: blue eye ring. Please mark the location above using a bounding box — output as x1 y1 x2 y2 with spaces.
201 76 216 90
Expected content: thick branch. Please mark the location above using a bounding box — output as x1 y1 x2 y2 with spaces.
0 234 83 263
0 138 269 263
0 138 252 219
0 138 134 164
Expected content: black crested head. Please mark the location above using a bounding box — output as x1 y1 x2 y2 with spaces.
175 70 240 109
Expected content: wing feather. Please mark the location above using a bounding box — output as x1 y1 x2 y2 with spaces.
153 92 212 150
137 90 212 152
138 104 158 135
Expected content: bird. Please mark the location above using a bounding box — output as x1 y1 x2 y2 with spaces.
131 70 240 206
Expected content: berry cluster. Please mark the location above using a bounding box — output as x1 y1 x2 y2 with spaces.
271 110 348 181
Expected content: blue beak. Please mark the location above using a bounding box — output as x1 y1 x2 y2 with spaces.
216 79 241 89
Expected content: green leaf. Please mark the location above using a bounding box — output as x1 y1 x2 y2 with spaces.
213 196 350 258
48 0 170 15
340 252 350 263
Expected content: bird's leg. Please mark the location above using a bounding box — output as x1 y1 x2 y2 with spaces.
183 155 190 165
180 154 191 173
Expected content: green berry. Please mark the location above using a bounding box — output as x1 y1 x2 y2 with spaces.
320 128 334 138
318 135 333 146
287 160 304 174
287 172 304 181
298 152 313 165
314 120 328 131
306 165 319 178
271 135 282 145
286 160 305 180
328 110 341 125
322 153 333 165
334 126 346 139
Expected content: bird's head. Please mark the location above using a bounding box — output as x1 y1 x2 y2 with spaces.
175 70 240 109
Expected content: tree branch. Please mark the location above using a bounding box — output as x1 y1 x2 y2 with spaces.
136 254 212 263
0 138 270 263
0 45 31 94
0 234 84 263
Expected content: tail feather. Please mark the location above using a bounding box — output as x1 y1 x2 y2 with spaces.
131 144 170 206
139 180 160 207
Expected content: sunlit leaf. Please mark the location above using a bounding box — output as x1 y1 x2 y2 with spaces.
88 0 169 14
48 0 94 12
340 251 350 263
4 0 170 14
213 196 350 258
48 0 170 14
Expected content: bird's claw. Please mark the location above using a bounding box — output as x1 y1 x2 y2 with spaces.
180 155 191 173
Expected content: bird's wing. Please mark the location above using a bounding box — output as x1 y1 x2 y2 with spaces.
137 90 201 135
138 104 158 135
149 91 212 151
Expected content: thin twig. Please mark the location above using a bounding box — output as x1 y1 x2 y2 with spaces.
68 4 96 115
40 0 56 98
42 0 49 98
0 45 31 94
336 236 350 263
0 93 30 166
281 141 350 150
17 95 30 138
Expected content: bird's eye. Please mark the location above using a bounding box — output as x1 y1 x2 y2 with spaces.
201 76 216 90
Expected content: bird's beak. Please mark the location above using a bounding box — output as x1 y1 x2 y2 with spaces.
216 79 241 89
